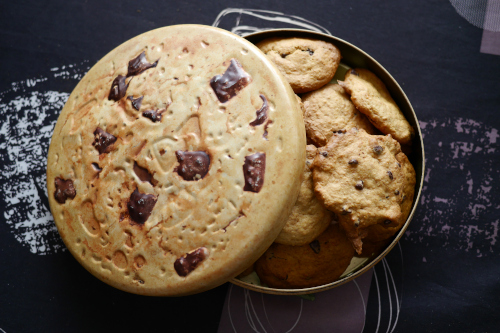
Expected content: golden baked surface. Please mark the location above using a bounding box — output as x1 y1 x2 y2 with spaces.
312 128 415 254
339 68 414 145
302 83 377 146
256 223 355 289
46 25 306 296
256 37 341 93
275 145 332 246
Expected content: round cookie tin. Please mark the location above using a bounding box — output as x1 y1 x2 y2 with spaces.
46 25 306 296
230 29 425 295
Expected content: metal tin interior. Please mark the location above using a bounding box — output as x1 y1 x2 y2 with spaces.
229 29 425 295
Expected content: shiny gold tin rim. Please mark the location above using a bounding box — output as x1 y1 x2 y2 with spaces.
229 29 425 296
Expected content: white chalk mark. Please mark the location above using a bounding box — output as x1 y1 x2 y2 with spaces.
261 293 276 333
248 289 268 333
227 284 238 333
353 279 367 333
384 260 401 333
381 259 393 333
486 128 499 144
212 8 331 36
374 268 382 333
284 299 303 333
405 117 499 256
244 289 259 332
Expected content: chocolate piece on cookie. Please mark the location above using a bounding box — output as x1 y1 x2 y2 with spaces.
210 59 252 103
256 37 341 93
275 145 333 246
311 128 415 254
302 83 377 146
255 224 355 289
54 177 76 203
338 68 414 145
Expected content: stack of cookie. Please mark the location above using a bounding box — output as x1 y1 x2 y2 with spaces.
251 37 416 289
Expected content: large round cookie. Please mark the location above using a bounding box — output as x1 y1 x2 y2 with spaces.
46 25 306 296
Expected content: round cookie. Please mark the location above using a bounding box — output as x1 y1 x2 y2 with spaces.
275 145 333 246
256 37 341 94
361 151 416 244
255 223 355 289
302 83 377 146
311 128 415 254
46 25 306 296
338 68 414 145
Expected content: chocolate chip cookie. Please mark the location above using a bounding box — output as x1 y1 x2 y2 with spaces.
339 68 414 145
256 37 341 93
275 145 333 246
361 151 416 244
311 128 415 254
302 83 377 146
255 223 355 289
46 25 306 296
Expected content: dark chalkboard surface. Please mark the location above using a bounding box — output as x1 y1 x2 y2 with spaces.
1 1 499 332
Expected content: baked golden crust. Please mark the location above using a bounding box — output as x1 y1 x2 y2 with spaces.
46 25 306 296
302 83 377 146
275 145 332 246
255 223 355 289
311 128 414 254
339 68 414 145
256 37 341 93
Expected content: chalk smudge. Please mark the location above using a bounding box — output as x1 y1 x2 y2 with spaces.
407 118 499 256
0 62 89 255
212 8 331 36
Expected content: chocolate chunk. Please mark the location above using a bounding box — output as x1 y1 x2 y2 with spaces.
127 188 157 224
349 159 358 165
133 162 155 185
373 145 383 154
175 151 210 181
142 109 163 123
321 152 328 157
341 207 352 215
210 59 251 103
306 48 314 56
108 75 129 101
384 220 392 225
395 190 400 195
127 96 143 111
355 220 360 227
127 51 159 77
309 240 321 254
355 180 364 190
281 53 288 58
174 247 209 277
93 128 117 154
243 153 266 193
54 177 76 203
350 69 359 76
249 95 269 127
92 163 102 171
92 163 102 178
387 170 394 180
263 120 273 140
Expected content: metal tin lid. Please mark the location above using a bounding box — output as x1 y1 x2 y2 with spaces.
47 25 306 296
